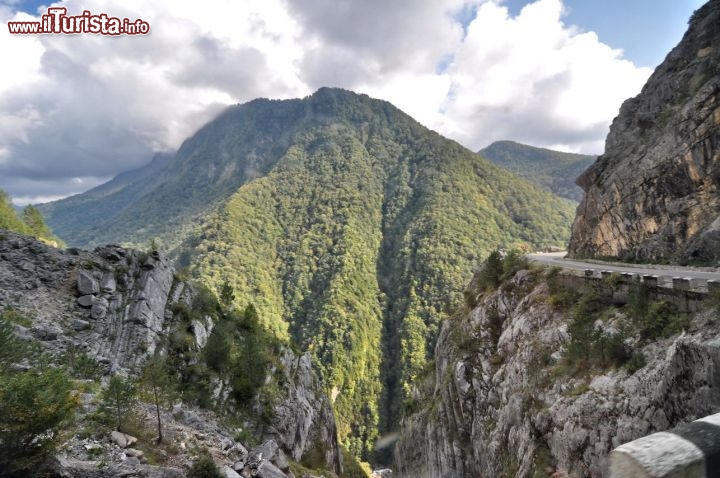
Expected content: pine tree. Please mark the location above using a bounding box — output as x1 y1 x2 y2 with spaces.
140 355 173 443
101 375 137 431
21 205 52 239
0 190 29 235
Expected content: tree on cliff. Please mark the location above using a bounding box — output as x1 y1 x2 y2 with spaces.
0 190 30 235
140 354 174 443
100 375 137 432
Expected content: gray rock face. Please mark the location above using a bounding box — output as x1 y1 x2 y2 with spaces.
394 270 720 477
255 350 343 475
0 231 178 372
49 456 185 478
568 0 720 264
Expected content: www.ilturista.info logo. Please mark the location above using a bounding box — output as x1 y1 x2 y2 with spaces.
7 7 150 35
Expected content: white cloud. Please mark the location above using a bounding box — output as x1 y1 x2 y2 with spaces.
436 0 652 152
0 0 653 201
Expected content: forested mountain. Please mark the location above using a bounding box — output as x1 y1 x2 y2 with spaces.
479 140 595 202
40 88 575 459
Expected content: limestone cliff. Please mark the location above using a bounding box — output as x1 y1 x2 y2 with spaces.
394 268 720 477
0 229 342 477
568 0 720 264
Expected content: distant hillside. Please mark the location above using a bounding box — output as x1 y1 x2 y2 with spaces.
479 140 595 202
39 88 576 459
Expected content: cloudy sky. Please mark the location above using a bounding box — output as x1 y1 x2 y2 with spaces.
0 0 706 204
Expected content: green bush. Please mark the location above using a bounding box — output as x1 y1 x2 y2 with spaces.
546 268 580 310
564 289 632 372
632 300 687 341
625 281 689 340
475 248 530 293
63 345 103 380
187 454 224 478
501 249 528 281
625 351 647 374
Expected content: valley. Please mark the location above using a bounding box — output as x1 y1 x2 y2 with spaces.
0 1 719 477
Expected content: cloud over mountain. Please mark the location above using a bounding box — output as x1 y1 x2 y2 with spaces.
0 0 651 203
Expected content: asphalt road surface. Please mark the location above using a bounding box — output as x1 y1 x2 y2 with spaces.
527 252 720 282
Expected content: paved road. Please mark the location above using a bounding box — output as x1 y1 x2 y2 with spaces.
527 252 720 282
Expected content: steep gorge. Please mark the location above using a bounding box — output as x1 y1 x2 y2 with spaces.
40 88 576 458
183 90 576 457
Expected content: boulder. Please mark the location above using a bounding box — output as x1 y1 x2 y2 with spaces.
227 442 249 461
77 295 95 307
33 324 62 341
91 297 109 320
125 448 144 459
111 430 137 449
100 273 117 293
72 319 91 331
256 440 289 472
191 319 211 348
77 270 99 295
257 461 287 478
224 466 242 478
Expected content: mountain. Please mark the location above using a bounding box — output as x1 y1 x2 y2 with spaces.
479 141 595 202
38 152 174 248
568 0 720 264
39 88 576 459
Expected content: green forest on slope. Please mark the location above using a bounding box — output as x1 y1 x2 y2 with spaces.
175 89 576 459
479 140 595 202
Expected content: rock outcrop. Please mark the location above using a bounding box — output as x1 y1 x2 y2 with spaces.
568 0 720 264
0 229 175 372
394 269 720 477
0 229 341 476
258 349 343 473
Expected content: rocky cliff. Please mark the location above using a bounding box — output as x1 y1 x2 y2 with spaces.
0 229 342 477
568 0 720 264
394 267 720 477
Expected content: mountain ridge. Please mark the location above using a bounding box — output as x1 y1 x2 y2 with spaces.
479 140 596 202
